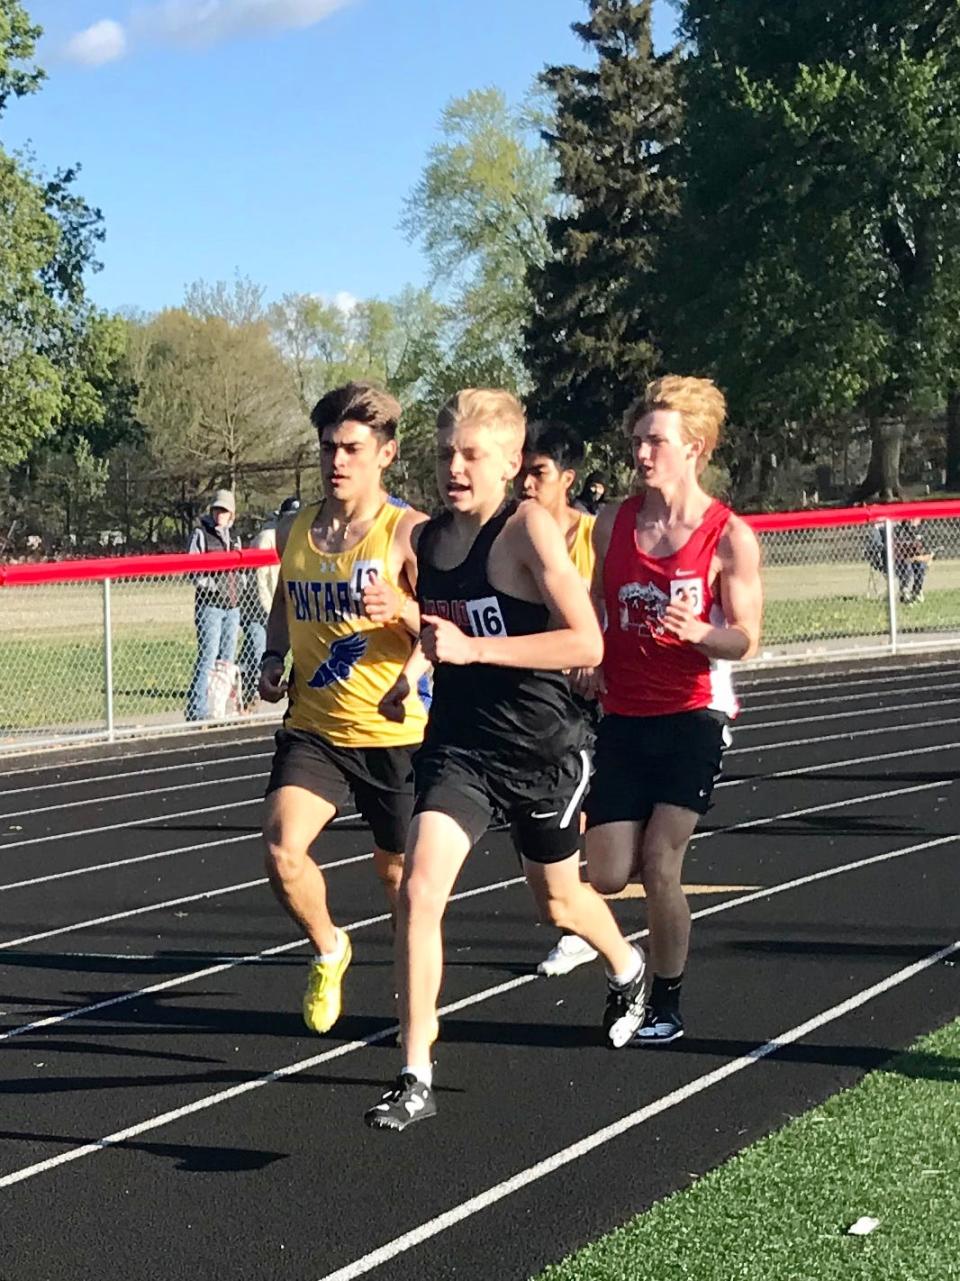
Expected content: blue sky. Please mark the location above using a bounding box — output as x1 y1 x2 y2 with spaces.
7 1 675 315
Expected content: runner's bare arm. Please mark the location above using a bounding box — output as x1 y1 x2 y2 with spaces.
259 513 299 701
421 504 603 671
378 640 433 723
362 508 426 635
661 515 762 660
570 500 618 698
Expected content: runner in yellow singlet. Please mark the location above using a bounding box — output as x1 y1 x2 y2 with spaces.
259 383 428 1035
518 420 600 977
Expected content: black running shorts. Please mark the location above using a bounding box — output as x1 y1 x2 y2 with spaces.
585 709 730 828
412 743 592 864
266 727 417 853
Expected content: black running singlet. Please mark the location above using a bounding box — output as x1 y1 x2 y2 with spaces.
416 501 585 762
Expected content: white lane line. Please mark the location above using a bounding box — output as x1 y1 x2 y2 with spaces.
725 716 960 756
315 937 960 1281
717 742 958 778
0 807 358 894
0 870 528 1043
0 795 261 852
739 695 960 732
698 779 952 837
0 777 939 953
0 835 955 1193
0 750 273 804
0 731 273 780
0 770 267 822
743 680 957 714
739 656 959 690
0 849 370 953
0 833 256 892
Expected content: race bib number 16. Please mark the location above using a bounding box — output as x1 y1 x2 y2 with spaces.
466 594 507 638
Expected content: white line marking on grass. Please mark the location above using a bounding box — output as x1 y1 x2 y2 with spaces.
717 740 960 788
740 695 960 732
0 830 955 1190
725 717 960 756
0 770 268 822
0 750 273 805
743 679 957 714
314 936 960 1281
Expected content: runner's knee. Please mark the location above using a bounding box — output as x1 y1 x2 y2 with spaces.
263 838 312 886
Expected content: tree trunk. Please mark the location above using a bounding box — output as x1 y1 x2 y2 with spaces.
850 417 904 503
946 384 960 490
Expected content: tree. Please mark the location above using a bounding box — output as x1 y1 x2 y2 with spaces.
134 294 302 492
524 0 681 437
402 87 556 394
0 1 118 468
668 0 960 501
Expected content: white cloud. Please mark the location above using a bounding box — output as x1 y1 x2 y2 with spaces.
63 0 356 66
134 0 357 48
63 19 128 67
332 290 359 314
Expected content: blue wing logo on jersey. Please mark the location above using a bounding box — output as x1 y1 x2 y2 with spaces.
307 633 367 689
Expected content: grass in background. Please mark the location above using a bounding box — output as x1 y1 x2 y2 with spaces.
533 1017 960 1281
762 587 960 644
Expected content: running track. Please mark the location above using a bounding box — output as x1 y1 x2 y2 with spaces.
0 656 957 1281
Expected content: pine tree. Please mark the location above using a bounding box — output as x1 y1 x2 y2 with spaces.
524 0 680 437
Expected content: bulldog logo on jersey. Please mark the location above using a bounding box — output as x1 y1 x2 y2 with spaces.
618 581 669 636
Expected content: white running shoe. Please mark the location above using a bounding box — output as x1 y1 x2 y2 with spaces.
538 933 599 977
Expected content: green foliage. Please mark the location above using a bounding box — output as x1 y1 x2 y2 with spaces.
525 0 681 437
665 0 960 497
0 3 118 470
402 86 557 397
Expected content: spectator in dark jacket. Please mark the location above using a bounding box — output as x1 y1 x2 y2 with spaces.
186 489 242 720
572 471 607 516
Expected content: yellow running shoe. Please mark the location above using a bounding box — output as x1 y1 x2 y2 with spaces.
302 930 352 1034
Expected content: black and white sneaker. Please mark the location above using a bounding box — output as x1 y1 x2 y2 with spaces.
364 1073 437 1131
603 952 647 1048
634 1005 684 1045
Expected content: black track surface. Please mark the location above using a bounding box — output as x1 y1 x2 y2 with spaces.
0 657 958 1281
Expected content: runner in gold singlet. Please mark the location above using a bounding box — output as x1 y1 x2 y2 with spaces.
259 383 428 1036
517 420 600 978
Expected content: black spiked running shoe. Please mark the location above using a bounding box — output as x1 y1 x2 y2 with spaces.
603 952 647 1048
634 1005 684 1045
364 1074 437 1131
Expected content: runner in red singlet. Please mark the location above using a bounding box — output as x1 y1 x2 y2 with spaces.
578 376 762 1043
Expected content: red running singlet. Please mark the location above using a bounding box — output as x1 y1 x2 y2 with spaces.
600 494 739 719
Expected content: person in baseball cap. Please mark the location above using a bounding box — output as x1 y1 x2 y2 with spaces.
185 488 242 720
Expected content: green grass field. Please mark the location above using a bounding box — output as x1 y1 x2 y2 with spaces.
533 1017 960 1281
0 583 958 734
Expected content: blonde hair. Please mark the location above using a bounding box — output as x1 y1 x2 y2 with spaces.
623 376 727 466
436 388 526 452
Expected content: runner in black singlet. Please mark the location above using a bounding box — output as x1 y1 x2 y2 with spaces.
364 389 647 1132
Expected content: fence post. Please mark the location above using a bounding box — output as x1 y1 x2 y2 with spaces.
883 518 898 654
102 577 115 741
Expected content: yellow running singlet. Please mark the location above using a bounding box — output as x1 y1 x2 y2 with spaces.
282 500 428 747
568 511 596 584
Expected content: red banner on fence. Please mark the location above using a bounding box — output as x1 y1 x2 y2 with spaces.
3 498 960 586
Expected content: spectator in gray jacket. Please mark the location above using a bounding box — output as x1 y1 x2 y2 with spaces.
186 489 241 721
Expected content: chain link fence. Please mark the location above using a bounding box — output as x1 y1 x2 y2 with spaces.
749 501 960 665
2 503 959 752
